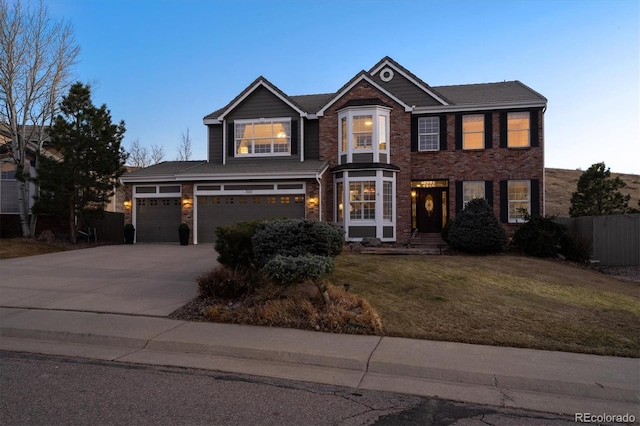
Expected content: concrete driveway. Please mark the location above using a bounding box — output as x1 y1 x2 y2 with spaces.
0 244 217 316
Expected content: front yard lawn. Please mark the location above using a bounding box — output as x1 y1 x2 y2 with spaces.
329 253 640 357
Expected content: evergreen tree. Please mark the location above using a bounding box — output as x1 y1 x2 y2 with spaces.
34 83 128 242
569 162 631 217
448 198 507 253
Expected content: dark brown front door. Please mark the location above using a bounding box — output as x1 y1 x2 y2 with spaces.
416 188 447 233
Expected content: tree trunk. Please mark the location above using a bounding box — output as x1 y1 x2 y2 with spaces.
16 179 32 238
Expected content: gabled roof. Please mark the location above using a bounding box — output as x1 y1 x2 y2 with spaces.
203 76 309 123
202 57 547 122
316 71 413 116
369 56 451 106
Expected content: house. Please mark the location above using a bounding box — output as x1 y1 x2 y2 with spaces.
1 124 126 238
121 56 546 244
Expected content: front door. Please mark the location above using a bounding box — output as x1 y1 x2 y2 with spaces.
416 188 447 233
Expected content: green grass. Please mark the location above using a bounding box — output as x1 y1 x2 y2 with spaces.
329 253 640 357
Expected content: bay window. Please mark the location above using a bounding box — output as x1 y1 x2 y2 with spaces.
338 106 390 164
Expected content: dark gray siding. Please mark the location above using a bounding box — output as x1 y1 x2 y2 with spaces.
226 86 298 120
208 125 223 164
303 119 320 159
371 71 442 107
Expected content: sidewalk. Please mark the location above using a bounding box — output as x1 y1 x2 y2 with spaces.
1 306 638 418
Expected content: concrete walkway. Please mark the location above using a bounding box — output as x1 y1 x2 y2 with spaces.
1 245 638 418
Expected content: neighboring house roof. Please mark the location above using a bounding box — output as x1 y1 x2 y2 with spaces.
121 159 330 183
202 56 547 123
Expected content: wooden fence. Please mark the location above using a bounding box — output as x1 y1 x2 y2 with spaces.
86 211 125 244
555 214 640 266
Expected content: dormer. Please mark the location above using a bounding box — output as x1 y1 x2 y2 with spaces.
337 99 391 165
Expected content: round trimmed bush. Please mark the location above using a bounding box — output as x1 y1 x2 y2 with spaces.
448 198 507 253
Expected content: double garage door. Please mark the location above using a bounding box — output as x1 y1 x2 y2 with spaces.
135 195 305 243
197 194 305 243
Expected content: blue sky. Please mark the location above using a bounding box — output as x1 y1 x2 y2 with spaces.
43 0 639 174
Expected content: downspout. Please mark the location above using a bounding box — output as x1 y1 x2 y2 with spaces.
222 119 226 165
315 165 328 222
300 116 304 162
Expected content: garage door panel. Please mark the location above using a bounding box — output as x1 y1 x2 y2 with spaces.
136 198 181 243
197 195 305 243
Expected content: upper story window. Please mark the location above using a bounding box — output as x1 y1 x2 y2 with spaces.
463 114 484 149
507 112 530 147
235 118 291 156
418 117 439 151
338 106 390 163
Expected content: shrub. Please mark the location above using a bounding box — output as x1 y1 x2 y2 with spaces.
512 215 591 262
197 265 265 299
441 219 454 243
448 198 507 253
214 220 263 269
512 215 565 258
262 254 335 287
252 219 344 266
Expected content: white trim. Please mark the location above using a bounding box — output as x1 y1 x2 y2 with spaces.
316 74 412 116
379 67 394 82
203 118 221 125
300 116 304 162
370 59 449 106
233 117 292 158
222 119 227 165
218 79 308 120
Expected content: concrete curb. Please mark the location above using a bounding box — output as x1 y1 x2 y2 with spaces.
1 307 638 417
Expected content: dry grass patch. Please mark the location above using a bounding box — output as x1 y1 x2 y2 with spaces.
0 238 71 259
193 272 383 335
329 253 640 357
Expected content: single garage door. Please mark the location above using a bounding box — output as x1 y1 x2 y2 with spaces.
197 194 305 243
136 198 182 242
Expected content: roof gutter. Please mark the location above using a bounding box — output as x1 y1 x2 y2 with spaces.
412 100 547 114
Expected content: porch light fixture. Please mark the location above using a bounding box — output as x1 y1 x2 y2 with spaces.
308 196 318 207
182 198 193 207
123 200 132 210
411 190 417 198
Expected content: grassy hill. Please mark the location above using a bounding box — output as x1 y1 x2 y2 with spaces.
545 168 639 217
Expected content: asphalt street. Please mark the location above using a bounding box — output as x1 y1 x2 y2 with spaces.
1 351 579 426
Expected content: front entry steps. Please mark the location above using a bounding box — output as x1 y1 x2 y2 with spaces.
358 233 449 255
408 232 449 254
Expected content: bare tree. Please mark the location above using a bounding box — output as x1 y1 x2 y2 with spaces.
127 138 164 168
150 144 165 164
0 0 79 237
176 127 192 161
128 138 149 167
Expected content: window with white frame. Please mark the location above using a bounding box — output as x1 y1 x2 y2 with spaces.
235 118 291 156
508 180 530 223
507 112 530 147
463 114 484 149
338 107 390 163
383 181 392 220
462 181 485 208
353 115 373 149
349 181 376 220
418 117 439 151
